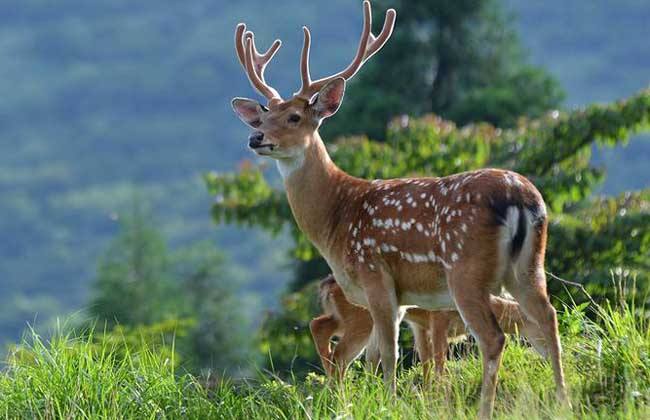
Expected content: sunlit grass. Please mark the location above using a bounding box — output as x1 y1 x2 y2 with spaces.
1 296 648 419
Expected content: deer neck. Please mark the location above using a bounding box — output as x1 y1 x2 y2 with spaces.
277 132 360 257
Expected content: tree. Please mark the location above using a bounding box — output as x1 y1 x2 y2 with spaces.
91 203 175 326
89 202 252 374
323 0 565 141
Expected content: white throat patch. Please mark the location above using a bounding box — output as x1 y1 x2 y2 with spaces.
276 153 305 180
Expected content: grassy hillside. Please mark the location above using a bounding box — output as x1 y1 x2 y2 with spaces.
1 297 648 418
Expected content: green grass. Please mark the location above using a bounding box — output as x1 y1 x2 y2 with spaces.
1 298 648 419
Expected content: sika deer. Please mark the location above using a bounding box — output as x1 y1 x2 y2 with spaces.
231 2 568 416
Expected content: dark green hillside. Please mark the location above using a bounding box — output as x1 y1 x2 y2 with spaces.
0 0 361 344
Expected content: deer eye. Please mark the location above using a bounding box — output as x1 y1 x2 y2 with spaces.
260 104 269 112
288 114 301 123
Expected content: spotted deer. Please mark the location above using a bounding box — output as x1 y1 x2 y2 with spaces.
231 1 568 417
310 274 548 385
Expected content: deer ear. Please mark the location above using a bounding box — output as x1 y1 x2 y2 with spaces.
312 77 346 119
231 98 265 128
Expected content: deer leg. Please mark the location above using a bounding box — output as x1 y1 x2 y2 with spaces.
309 314 339 376
449 273 505 419
365 327 381 375
411 323 433 386
431 313 451 378
362 270 400 391
506 267 568 404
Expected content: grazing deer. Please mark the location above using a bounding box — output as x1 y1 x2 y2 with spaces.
310 274 547 384
231 1 568 417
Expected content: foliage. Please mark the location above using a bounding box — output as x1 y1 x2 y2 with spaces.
257 281 322 378
546 190 650 301
324 0 565 141
2 297 650 418
88 203 252 373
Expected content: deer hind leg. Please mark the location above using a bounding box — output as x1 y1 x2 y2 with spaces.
309 314 339 376
448 271 506 419
507 264 569 404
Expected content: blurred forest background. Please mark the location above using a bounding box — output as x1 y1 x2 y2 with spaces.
1 0 648 376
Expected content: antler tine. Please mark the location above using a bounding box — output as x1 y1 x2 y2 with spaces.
296 1 396 99
246 31 282 78
234 23 283 104
363 8 396 60
243 38 282 102
235 23 248 68
299 26 313 96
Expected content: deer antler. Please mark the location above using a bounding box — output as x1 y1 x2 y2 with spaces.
234 23 283 106
296 1 396 100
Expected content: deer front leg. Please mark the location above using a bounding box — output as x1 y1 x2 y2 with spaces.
361 269 400 391
309 314 339 376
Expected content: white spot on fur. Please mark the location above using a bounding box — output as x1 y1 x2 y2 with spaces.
363 238 376 246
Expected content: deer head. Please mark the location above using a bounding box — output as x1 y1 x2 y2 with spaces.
231 1 396 161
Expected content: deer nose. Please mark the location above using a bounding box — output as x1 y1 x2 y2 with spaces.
248 131 264 147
